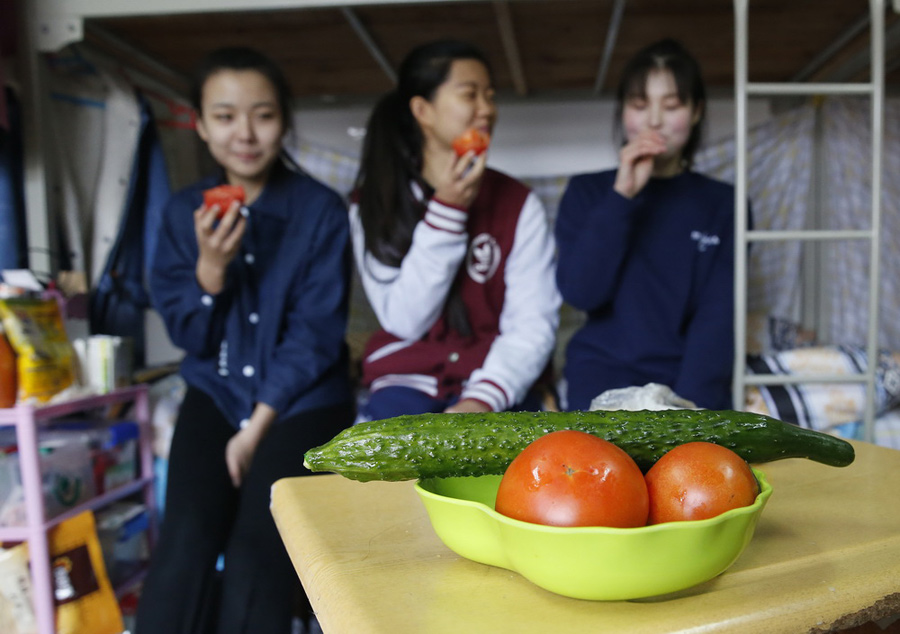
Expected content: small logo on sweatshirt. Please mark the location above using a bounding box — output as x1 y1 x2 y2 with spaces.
467 233 500 283
691 231 720 252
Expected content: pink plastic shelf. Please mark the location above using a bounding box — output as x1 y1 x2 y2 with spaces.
0 385 155 634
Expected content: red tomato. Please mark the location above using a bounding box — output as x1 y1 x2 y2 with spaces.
494 430 649 528
645 442 760 524
452 128 491 157
202 185 246 219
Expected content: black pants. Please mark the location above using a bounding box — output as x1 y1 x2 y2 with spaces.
136 387 354 634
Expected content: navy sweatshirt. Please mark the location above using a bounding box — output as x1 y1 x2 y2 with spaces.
556 169 742 411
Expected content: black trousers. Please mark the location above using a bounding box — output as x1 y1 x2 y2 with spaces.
136 386 354 634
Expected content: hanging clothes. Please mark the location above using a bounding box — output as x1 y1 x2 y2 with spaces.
90 94 172 367
141 88 212 194
47 55 143 281
0 87 25 271
45 49 173 367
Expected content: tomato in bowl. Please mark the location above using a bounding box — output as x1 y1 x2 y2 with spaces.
645 441 760 524
495 430 649 528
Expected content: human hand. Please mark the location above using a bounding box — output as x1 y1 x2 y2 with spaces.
444 398 492 414
432 150 488 209
224 402 276 487
225 426 263 488
613 130 667 199
194 200 246 294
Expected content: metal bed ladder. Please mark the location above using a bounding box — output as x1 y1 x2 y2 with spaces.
732 0 886 443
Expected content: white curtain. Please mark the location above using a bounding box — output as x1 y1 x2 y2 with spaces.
821 98 900 350
695 105 815 326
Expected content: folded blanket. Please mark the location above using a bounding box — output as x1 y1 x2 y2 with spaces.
745 345 900 439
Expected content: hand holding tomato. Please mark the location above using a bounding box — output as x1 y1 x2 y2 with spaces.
452 128 491 157
203 184 246 220
644 442 759 524
495 430 649 528
194 186 247 294
433 138 488 209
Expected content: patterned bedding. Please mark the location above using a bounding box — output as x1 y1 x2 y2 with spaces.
744 345 900 450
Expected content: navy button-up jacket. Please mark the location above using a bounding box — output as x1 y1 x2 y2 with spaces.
150 159 352 428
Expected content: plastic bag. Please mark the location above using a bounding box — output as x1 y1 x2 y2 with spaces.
589 382 698 412
0 298 76 403
0 543 37 634
49 511 124 634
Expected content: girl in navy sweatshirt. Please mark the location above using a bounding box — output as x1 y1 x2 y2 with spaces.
556 39 745 411
352 40 560 419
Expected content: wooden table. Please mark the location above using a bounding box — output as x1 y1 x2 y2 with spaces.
271 440 900 633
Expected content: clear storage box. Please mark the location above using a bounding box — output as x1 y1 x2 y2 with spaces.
0 420 139 526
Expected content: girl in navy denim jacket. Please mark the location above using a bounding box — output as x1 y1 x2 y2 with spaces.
137 47 353 634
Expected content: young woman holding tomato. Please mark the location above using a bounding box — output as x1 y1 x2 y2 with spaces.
556 39 750 411
351 39 561 420
137 47 354 634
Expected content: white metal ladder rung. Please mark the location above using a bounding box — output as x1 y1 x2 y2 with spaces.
744 373 871 387
746 229 874 242
747 82 874 96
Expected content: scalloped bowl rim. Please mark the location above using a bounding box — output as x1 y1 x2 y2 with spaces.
416 468 771 535
414 467 772 600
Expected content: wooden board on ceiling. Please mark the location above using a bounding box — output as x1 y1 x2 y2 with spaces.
85 0 896 103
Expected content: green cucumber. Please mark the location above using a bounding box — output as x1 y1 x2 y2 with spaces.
303 409 856 482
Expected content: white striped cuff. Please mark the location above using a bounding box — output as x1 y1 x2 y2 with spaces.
424 199 468 234
461 380 511 412
370 373 440 398
365 339 416 364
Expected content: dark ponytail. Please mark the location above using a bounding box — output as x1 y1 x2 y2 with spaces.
355 90 427 266
355 40 492 336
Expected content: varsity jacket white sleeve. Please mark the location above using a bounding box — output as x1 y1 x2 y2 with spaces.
349 196 470 341
460 192 562 410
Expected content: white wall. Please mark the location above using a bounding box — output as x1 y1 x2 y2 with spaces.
293 97 773 179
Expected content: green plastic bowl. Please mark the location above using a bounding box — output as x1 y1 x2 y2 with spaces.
415 468 772 601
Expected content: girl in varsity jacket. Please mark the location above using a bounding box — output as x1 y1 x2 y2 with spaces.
556 39 748 412
351 39 561 420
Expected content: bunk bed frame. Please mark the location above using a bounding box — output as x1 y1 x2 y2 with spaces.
733 0 886 443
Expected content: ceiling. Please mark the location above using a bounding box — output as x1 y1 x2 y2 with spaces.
81 0 900 106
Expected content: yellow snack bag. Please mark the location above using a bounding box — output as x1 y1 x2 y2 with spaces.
0 298 76 402
49 511 124 634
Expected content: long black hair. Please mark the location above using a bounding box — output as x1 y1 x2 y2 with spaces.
614 38 706 168
190 46 294 135
355 39 492 335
